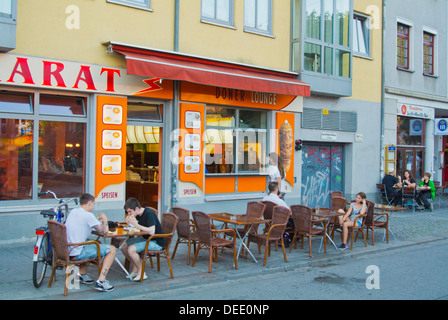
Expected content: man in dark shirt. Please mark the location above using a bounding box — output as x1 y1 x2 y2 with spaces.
382 170 402 205
121 197 163 281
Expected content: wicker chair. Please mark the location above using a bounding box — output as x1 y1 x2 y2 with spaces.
289 205 327 257
328 196 349 239
330 191 343 198
191 211 238 273
171 207 199 265
364 200 389 246
246 206 290 266
224 201 266 239
139 212 179 281
346 201 369 250
47 220 102 296
260 200 277 233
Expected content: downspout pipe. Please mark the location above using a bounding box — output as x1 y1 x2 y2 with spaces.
380 0 386 182
174 0 180 52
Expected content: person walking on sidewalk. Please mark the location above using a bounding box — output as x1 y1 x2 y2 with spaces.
65 193 116 292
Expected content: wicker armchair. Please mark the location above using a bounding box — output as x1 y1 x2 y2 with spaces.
330 191 343 198
171 207 199 265
191 211 238 273
364 200 389 245
346 201 370 250
289 205 327 257
224 201 266 239
328 196 349 239
260 200 277 233
246 206 290 266
139 212 179 281
47 220 102 296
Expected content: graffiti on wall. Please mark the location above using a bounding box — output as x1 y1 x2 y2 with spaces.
301 145 343 208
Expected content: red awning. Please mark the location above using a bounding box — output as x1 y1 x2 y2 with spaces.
111 44 310 97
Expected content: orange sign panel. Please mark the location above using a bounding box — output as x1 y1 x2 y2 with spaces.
180 82 296 111
276 112 295 189
95 95 127 199
179 103 204 192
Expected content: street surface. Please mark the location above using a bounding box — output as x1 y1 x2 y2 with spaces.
125 239 448 300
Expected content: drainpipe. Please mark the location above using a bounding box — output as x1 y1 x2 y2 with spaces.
380 0 386 182
174 0 180 52
170 0 180 210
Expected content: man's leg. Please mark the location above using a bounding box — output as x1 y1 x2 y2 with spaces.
98 245 116 282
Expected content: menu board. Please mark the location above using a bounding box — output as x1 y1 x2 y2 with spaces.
179 103 204 196
95 96 127 200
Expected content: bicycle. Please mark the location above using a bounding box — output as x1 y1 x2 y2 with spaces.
32 190 79 288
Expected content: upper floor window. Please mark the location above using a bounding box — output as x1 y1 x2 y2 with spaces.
0 0 12 18
244 0 273 36
106 0 152 11
353 13 370 57
303 0 351 78
397 23 410 70
423 31 435 76
201 0 234 27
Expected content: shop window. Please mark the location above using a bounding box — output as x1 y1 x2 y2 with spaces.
0 119 33 200
0 93 87 201
397 116 424 146
244 0 272 36
38 121 85 198
127 102 162 122
201 0 234 27
0 92 32 114
205 107 267 174
39 95 85 116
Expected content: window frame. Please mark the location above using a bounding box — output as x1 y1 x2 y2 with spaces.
352 12 371 58
301 0 352 79
243 0 274 37
106 0 153 12
0 88 89 203
201 0 235 28
204 106 269 176
423 27 437 77
397 23 410 70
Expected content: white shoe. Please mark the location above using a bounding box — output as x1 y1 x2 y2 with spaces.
133 272 148 282
126 272 138 279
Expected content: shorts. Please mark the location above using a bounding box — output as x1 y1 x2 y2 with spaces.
127 237 162 253
74 244 111 261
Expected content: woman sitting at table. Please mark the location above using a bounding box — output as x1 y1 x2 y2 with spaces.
417 172 436 212
337 192 368 250
402 170 417 188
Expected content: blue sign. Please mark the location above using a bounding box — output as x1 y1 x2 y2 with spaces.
435 118 448 135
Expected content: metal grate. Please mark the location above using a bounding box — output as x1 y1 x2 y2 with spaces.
302 108 357 132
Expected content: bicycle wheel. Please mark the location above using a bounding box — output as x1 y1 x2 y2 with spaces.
32 233 52 288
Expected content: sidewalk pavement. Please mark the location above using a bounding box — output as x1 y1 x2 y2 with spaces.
1 205 448 300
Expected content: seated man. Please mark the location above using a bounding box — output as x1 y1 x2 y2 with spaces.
381 170 402 205
263 182 289 208
121 197 164 281
65 193 116 292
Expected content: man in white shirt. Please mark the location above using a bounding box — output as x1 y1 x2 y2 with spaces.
263 182 289 208
65 193 116 292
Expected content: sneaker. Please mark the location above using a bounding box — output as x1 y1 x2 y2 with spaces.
126 272 138 279
338 243 348 250
133 272 148 282
78 273 94 285
94 280 114 292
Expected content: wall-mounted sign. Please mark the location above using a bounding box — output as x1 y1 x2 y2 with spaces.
435 118 448 135
397 103 434 119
